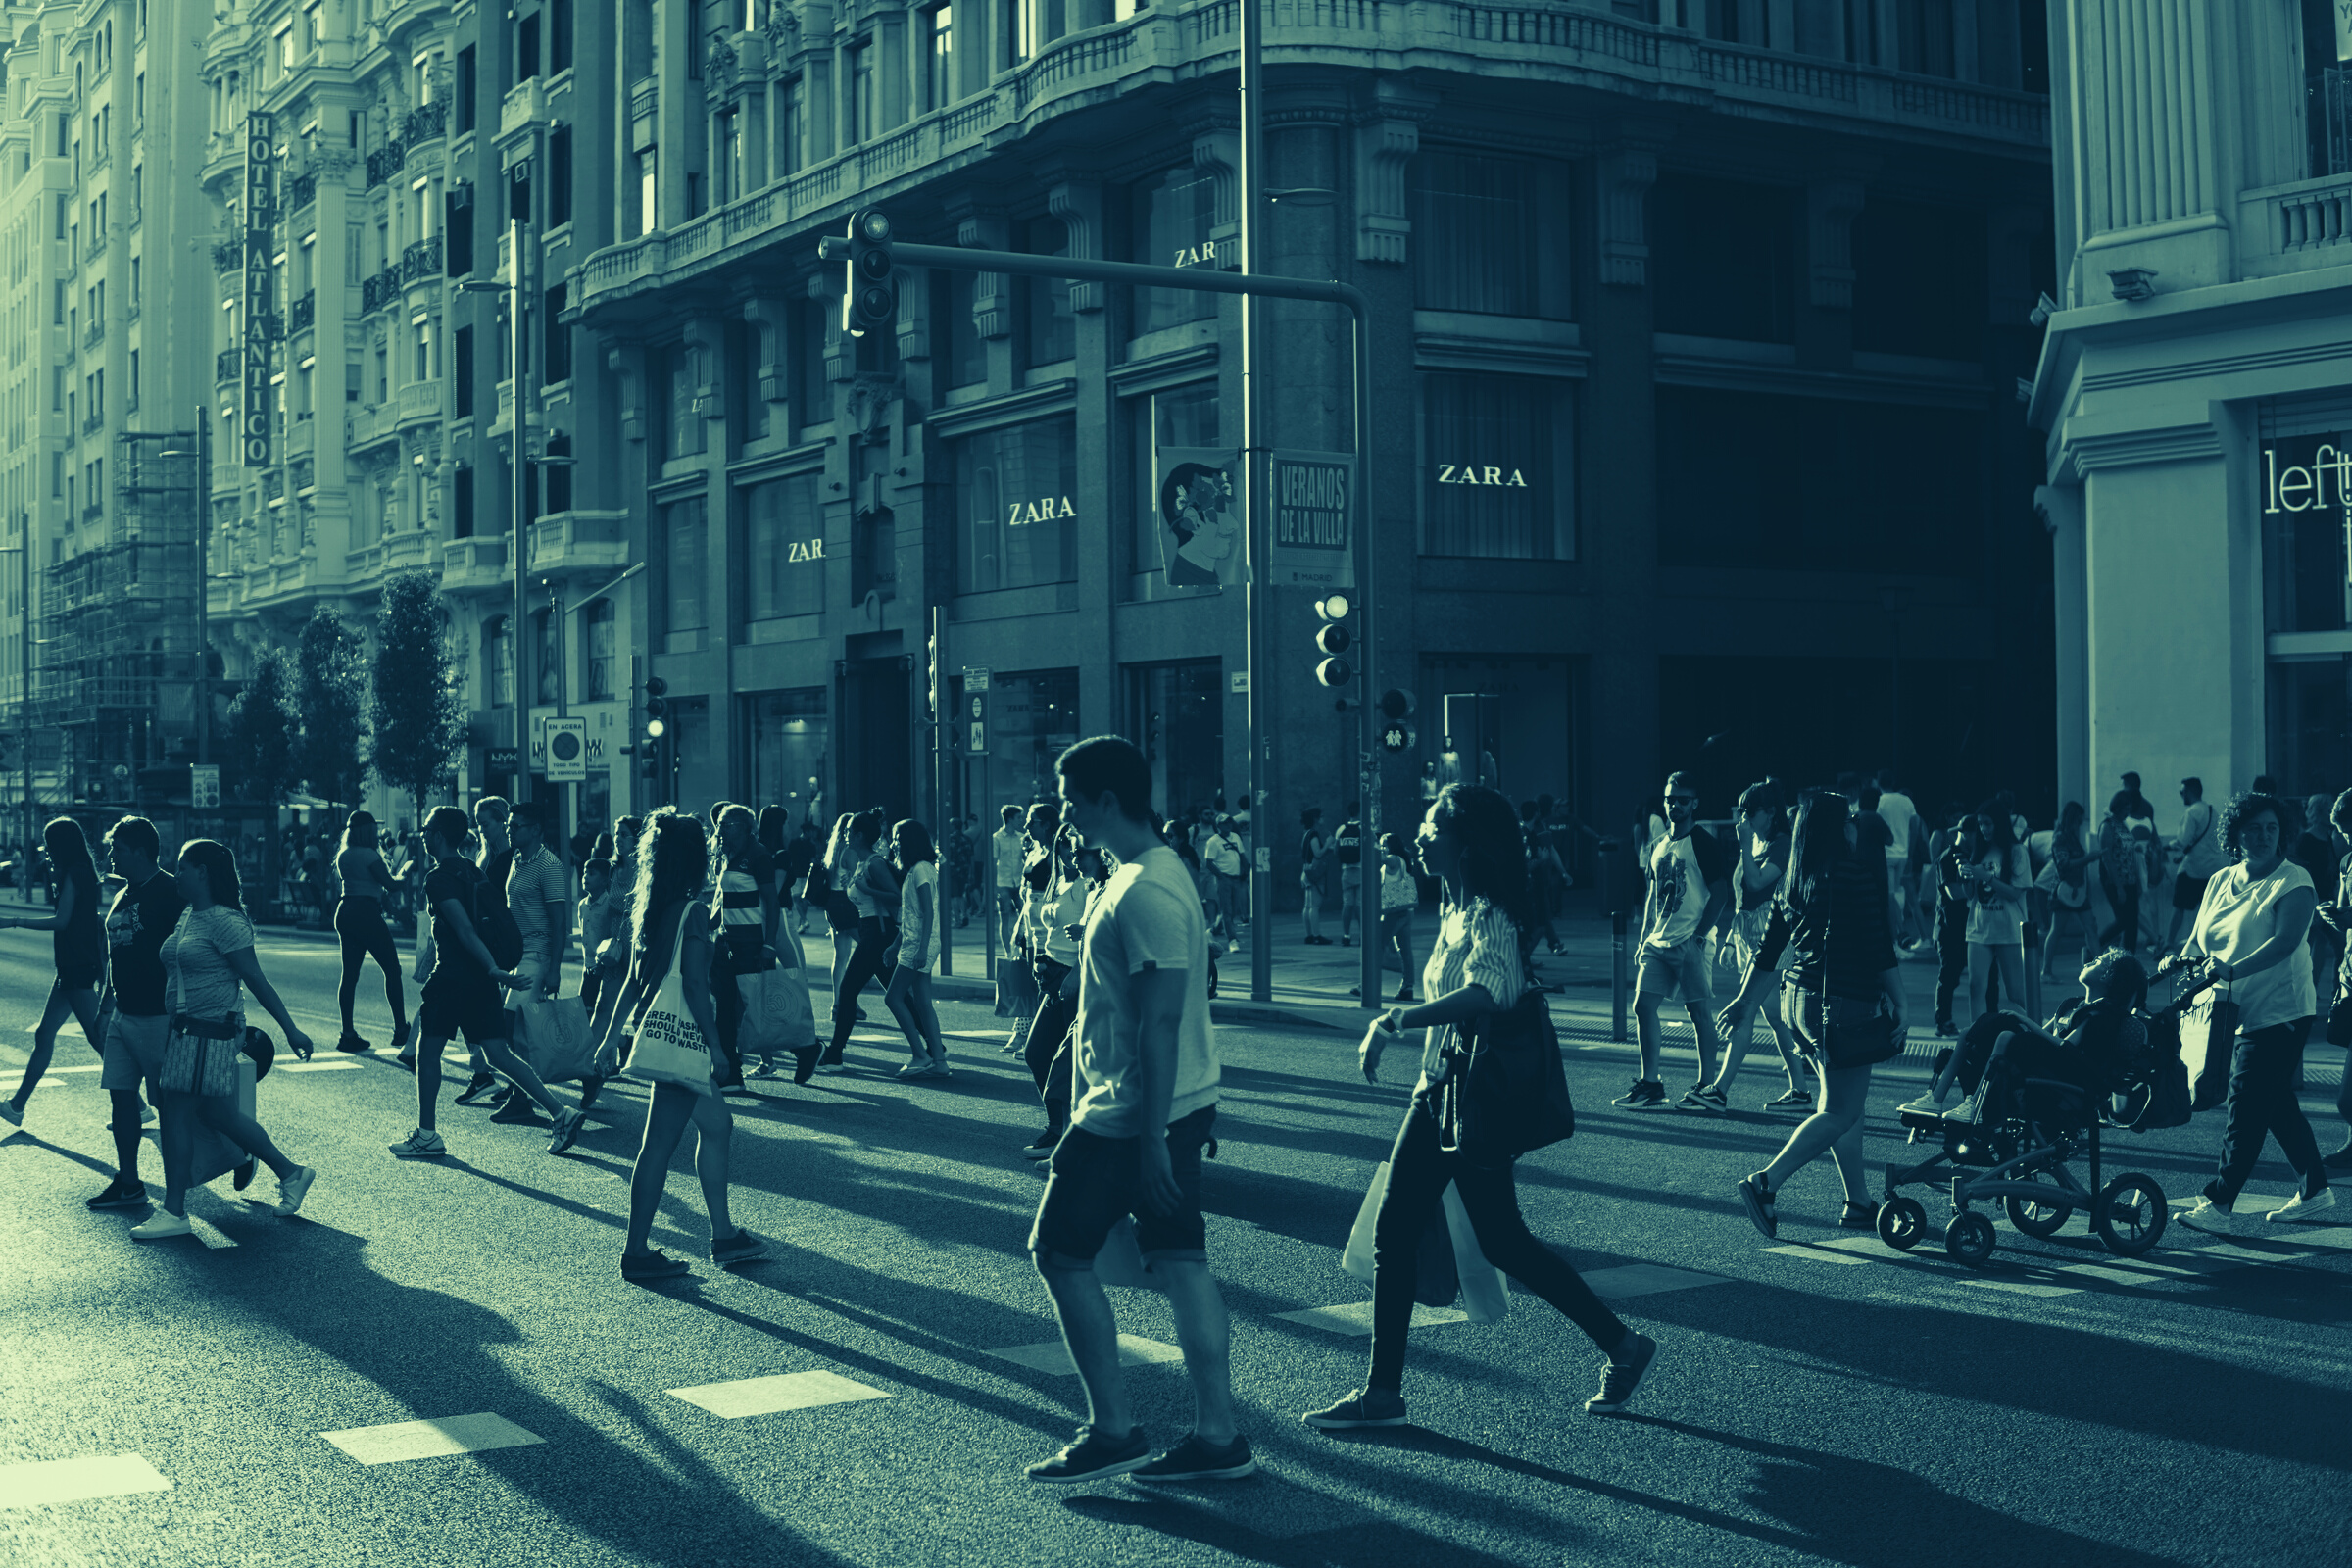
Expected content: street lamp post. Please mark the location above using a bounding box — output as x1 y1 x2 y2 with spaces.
3 522 29 864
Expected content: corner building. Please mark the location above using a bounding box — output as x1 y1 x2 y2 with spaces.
2033 0 2352 840
574 0 2059 876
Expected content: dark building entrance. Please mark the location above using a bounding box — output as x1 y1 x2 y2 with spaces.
838 657 913 822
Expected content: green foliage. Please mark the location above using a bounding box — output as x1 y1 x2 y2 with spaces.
227 647 300 807
296 607 370 808
369 569 467 818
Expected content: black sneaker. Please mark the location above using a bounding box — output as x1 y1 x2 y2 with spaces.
1761 1088 1813 1113
1737 1175 1778 1239
335 1031 372 1054
454 1072 500 1105
86 1177 147 1210
1302 1388 1406 1430
1839 1200 1881 1230
1611 1079 1667 1110
1586 1333 1658 1414
1022 1126 1064 1162
1678 1084 1728 1114
1133 1432 1257 1482
1025 1424 1152 1484
489 1097 545 1126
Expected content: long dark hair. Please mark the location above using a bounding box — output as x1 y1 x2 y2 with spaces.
630 808 710 968
757 805 788 855
1974 797 2016 851
178 838 245 912
341 809 379 852
893 818 937 867
1427 784 1534 932
42 816 96 894
1786 789 1851 912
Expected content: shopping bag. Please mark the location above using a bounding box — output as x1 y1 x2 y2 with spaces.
736 963 816 1057
515 994 596 1083
622 912 716 1095
412 910 435 984
190 1054 260 1189
1340 1161 1508 1319
1443 1182 1510 1324
1095 1216 1162 1292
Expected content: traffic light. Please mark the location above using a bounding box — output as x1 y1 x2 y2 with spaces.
1377 689 1417 754
641 675 668 779
845 209 895 338
1312 594 1353 688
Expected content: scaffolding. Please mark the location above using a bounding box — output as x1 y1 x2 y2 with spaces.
39 432 201 803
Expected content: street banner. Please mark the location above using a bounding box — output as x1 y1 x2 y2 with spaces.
1154 447 1246 588
1267 449 1355 591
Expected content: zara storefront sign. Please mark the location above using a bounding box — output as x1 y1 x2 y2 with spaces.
242 114 276 469
1437 464 1530 488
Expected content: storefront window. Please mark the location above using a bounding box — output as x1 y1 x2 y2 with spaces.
744 472 826 622
1418 372 1573 560
662 495 708 632
1127 166 1219 336
1125 660 1221 825
1409 151 1570 319
2268 658 2352 800
964 667 1079 818
2260 433 2352 635
955 416 1077 594
742 687 829 821
1651 174 1795 344
1127 381 1221 578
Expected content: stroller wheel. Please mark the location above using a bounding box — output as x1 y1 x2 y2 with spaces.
2093 1173 2169 1257
1944 1210 1998 1266
2005 1193 2074 1239
1877 1195 1929 1251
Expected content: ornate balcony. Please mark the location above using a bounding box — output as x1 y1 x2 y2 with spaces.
397 379 443 429
289 289 316 335
365 140 406 189
212 242 242 273
361 268 400 314
499 78 547 148
347 400 397 451
401 236 444 286
287 416 316 457
526 510 629 580
440 533 509 595
217 347 240 383
286 171 318 211
403 99 450 151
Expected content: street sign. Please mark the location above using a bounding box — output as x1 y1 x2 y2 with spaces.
544 717 587 782
190 765 220 808
964 668 991 755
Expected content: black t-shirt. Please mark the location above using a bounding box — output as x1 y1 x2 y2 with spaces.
106 870 187 1018
425 859 491 984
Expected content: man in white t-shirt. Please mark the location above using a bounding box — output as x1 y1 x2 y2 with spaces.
1024 735 1254 1488
1619 772 1732 1112
2168 776 2226 950
1876 769 1924 946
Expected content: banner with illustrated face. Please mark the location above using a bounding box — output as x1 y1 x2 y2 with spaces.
1154 447 1246 587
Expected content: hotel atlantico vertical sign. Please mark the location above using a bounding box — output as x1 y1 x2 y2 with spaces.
242 115 275 467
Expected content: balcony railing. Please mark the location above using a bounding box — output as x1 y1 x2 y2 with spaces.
212 241 242 273
289 289 316 334
83 319 103 349
361 268 400 313
348 400 396 449
288 416 316 457
404 99 450 147
286 170 318 210
365 140 406 189
401 236 444 285
216 347 240 382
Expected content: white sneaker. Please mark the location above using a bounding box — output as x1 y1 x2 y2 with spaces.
274 1165 317 1215
129 1210 193 1240
1896 1093 1944 1117
2180 1197 2238 1233
2267 1188 2337 1223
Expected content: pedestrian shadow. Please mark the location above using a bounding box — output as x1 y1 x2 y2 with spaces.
1058 1488 1556 1568
196 1220 850 1567
2 1131 117 1184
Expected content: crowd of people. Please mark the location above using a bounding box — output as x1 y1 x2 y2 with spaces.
1 740 2347 1482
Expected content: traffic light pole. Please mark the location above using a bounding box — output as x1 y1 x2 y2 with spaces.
821 240 1380 1006
1240 0 1271 1004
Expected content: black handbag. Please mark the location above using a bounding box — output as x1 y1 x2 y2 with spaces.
2328 993 2352 1048
1435 986 1575 1168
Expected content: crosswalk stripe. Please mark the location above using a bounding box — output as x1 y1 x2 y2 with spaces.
666 1371 890 1418
320 1413 544 1465
990 1334 1183 1375
275 1061 365 1073
1581 1262 1730 1298
1274 1302 1467 1336
0 1453 172 1509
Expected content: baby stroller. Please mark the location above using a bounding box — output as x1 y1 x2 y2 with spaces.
1873 957 2219 1266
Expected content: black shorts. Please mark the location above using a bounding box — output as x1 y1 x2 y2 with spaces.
1029 1105 1217 1269
420 970 506 1046
2173 872 2211 912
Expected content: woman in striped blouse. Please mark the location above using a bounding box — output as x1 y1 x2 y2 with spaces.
1306 785 1659 1431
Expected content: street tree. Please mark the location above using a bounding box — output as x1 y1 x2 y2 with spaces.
369 568 467 822
296 606 370 812
227 646 301 810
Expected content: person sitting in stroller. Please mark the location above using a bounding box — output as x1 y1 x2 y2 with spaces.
1899 950 2150 1123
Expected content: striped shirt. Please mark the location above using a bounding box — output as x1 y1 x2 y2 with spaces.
1411 897 1526 1093
715 843 773 950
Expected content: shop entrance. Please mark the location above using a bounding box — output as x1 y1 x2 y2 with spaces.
838 658 913 821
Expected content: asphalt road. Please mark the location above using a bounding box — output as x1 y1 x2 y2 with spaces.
1 928 2347 1568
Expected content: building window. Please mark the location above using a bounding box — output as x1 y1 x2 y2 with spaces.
551 0 574 73
664 345 705 459
1124 660 1220 825
545 430 573 513
583 596 616 700
742 687 828 818
847 40 876 147
1850 200 1985 360
791 297 830 433
533 609 560 705
1649 174 1796 344
2260 429 2351 636
745 472 826 621
544 284 570 382
548 127 572 226
923 6 956 110
453 465 474 536
967 667 1080 816
1409 152 1571 319
1127 381 1221 579
1895 0 1955 77
1022 216 1076 368
1418 373 1574 561
1653 386 1977 574
772 77 803 178
514 10 541 84
635 147 658 235
2306 0 2352 176
458 45 477 131
955 416 1078 594
935 269 987 389
713 107 743 205
484 614 514 707
1127 167 1220 335
662 494 709 632
454 325 474 414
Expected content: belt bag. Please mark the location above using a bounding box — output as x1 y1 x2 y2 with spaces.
171 1012 243 1040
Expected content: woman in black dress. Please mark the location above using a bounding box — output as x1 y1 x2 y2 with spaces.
0 817 110 1136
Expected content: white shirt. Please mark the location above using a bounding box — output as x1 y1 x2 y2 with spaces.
1069 845 1218 1137
2191 860 2318 1034
1877 791 1918 862
897 861 939 970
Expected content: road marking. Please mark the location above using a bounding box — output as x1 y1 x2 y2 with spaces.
320 1413 545 1465
667 1371 890 1418
1274 1302 1467 1336
991 1334 1184 1375
1583 1263 1730 1298
275 1060 365 1073
1955 1276 2082 1298
0 1452 172 1509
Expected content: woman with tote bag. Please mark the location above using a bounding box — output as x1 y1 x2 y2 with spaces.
597 809 766 1281
1305 785 1655 1431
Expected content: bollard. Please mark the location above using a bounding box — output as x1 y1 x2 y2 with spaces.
1611 909 1629 1043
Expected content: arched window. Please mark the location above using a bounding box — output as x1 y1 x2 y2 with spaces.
483 614 513 708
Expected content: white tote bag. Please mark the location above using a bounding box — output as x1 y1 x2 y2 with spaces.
622 908 716 1096
1340 1159 1510 1324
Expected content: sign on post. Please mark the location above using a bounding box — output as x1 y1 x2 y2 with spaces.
1267 450 1355 590
544 717 587 782
190 765 220 809
964 668 991 755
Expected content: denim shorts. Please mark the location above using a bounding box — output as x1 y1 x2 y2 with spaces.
1029 1105 1217 1269
1637 936 1714 1006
